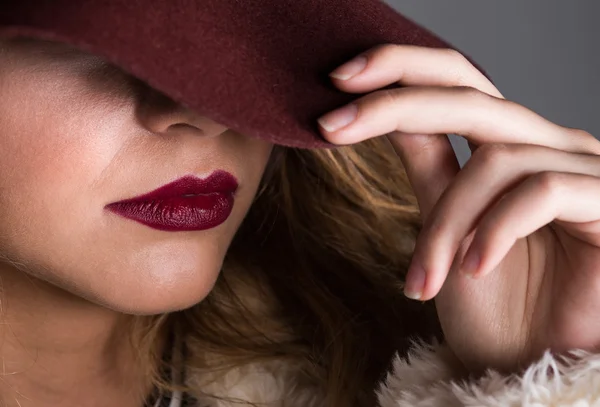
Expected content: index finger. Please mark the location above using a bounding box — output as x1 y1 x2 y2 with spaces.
329 44 503 100
328 44 503 219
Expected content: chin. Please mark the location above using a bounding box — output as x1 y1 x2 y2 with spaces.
92 271 221 316
101 286 217 316
84 245 226 315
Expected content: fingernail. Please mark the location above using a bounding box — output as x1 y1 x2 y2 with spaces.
317 104 358 132
461 249 480 278
404 262 426 300
329 55 368 80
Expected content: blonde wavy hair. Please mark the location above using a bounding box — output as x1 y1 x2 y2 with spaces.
129 139 442 406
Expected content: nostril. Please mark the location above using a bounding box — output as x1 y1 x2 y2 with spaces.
170 123 194 130
167 122 206 135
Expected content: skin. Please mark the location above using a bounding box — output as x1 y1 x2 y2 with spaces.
0 38 272 406
319 43 600 373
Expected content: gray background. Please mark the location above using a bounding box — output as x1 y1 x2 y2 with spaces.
385 0 599 165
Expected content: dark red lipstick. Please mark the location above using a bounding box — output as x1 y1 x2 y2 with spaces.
106 170 238 231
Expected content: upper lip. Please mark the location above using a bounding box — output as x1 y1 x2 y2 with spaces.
110 170 239 203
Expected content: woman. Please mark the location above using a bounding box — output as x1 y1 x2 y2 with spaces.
0 1 599 406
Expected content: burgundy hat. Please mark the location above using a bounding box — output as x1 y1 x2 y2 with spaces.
0 0 490 149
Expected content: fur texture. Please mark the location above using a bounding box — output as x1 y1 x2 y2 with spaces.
377 342 600 407
186 342 600 406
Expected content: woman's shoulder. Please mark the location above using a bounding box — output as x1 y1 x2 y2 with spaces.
184 340 600 406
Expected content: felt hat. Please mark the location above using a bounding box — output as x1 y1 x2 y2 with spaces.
0 0 490 148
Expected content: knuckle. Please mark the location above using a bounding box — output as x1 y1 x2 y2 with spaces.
371 43 402 58
443 48 468 64
456 85 488 103
471 144 513 170
374 88 401 105
531 171 566 197
442 49 473 80
568 128 600 153
358 88 403 116
425 212 451 241
568 127 594 140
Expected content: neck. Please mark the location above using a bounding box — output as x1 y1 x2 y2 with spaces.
0 264 160 407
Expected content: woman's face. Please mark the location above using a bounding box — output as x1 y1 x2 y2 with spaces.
0 38 273 314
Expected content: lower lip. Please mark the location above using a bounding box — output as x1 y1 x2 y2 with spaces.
106 193 234 231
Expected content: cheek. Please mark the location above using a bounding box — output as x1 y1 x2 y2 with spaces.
0 94 131 252
0 88 143 304
227 136 274 195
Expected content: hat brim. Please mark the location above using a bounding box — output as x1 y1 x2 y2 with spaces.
0 0 491 149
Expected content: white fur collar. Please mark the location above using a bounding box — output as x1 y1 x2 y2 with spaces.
186 341 600 406
378 342 600 406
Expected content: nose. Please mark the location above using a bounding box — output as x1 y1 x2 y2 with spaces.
136 83 229 138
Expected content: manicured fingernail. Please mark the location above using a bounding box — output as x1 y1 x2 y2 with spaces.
461 249 480 278
317 103 358 132
329 55 368 80
404 262 426 300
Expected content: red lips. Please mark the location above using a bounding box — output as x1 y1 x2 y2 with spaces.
105 170 239 231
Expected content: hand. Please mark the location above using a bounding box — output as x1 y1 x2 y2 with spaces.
317 44 600 373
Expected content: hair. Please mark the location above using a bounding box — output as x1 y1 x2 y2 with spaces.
129 138 442 406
